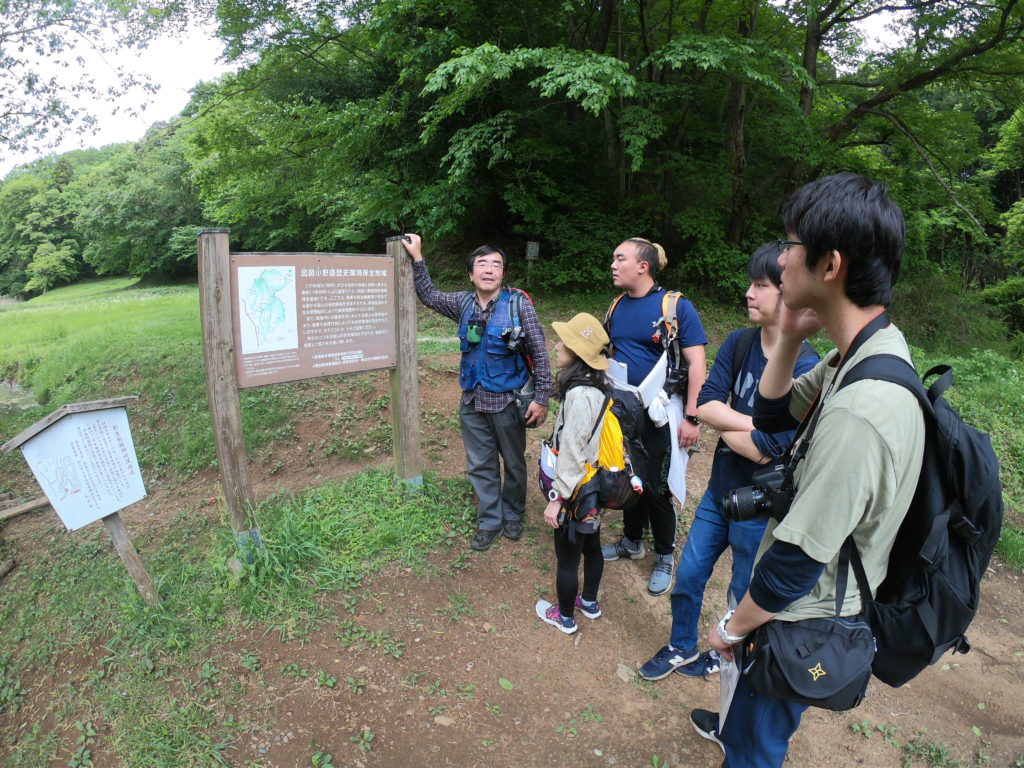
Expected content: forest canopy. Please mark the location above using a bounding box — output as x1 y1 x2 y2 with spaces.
1 0 1022 318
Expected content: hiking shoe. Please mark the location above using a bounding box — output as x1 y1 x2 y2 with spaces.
535 599 578 635
574 595 602 619
469 528 501 551
502 518 524 540
647 553 674 595
690 709 724 754
638 645 699 680
601 536 645 561
675 649 721 678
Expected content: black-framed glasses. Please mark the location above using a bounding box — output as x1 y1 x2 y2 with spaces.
775 240 803 253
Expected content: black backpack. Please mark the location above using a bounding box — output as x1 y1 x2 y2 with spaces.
839 355 1004 688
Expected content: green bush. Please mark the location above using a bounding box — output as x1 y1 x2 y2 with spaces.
981 275 1024 334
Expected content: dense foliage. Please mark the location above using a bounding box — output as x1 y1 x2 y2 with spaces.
1 0 1022 316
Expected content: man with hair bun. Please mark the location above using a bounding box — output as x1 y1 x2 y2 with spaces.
602 237 708 595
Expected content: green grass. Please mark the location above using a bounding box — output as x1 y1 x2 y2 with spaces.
0 469 474 766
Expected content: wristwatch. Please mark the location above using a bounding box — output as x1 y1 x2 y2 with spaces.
717 609 747 645
547 489 562 502
684 414 700 426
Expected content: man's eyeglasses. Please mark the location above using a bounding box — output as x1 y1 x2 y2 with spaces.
472 260 505 271
775 240 803 253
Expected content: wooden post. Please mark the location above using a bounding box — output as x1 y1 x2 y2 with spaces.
103 512 159 604
386 236 423 485
197 228 258 538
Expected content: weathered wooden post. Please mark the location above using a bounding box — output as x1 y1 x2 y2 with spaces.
197 228 259 546
386 236 423 486
1 397 159 604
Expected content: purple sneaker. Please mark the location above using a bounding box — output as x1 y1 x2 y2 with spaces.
535 599 578 634
574 595 602 619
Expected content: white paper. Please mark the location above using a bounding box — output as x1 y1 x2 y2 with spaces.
637 351 668 406
665 395 688 504
719 594 741 729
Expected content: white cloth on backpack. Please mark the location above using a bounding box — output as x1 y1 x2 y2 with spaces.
666 394 689 504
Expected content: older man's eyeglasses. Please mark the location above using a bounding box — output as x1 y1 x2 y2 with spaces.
775 240 803 253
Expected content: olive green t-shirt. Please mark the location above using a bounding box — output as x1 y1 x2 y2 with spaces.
756 325 925 621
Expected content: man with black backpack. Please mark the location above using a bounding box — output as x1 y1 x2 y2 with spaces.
401 234 552 551
601 238 708 595
690 174 926 767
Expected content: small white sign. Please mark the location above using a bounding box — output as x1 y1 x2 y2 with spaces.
20 408 146 531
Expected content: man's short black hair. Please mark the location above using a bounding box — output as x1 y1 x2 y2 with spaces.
781 173 905 307
749 241 782 287
466 245 507 273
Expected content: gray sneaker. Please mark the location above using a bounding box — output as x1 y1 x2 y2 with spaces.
647 553 674 595
601 536 645 561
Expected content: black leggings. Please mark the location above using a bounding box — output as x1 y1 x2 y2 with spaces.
553 526 604 617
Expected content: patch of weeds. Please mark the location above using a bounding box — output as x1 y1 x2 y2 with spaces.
199 662 220 686
426 679 446 697
428 704 446 716
349 729 375 751
240 650 261 672
485 701 501 715
500 564 518 573
901 729 965 768
0 652 26 713
449 552 472 571
347 677 366 694
651 756 670 768
310 750 334 767
4 723 59 767
456 683 475 700
630 676 661 700
281 663 309 680
581 704 604 723
400 672 422 688
437 591 474 622
316 671 337 688
335 618 405 658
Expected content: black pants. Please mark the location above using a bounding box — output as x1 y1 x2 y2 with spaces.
622 415 676 555
553 526 604 616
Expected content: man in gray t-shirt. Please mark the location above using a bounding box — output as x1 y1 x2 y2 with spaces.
689 174 925 768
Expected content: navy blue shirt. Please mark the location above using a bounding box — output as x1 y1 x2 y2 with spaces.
697 328 819 505
607 289 707 387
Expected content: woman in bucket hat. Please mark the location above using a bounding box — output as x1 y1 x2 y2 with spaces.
535 313 613 634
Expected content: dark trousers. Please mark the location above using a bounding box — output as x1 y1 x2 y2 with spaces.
621 415 676 554
553 526 604 616
459 400 526 530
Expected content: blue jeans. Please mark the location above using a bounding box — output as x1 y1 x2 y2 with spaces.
668 488 767 651
719 645 808 767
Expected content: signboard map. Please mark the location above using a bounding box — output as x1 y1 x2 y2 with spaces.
230 253 396 388
20 408 146 531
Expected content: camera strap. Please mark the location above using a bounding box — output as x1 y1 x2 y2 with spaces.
784 311 893 479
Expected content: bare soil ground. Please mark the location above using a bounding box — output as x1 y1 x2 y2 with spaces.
1 353 1022 768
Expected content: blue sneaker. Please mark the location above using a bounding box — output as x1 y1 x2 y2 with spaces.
535 599 577 635
574 595 602 619
675 649 721 678
638 645 699 680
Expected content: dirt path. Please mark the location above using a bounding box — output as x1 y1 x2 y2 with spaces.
1 356 1022 767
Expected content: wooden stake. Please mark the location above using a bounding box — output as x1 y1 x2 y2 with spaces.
0 496 49 521
386 236 424 485
197 228 257 535
102 513 159 604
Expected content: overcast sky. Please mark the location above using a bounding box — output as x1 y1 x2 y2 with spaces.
0 28 232 177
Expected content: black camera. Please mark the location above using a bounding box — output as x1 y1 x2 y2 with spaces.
663 367 689 397
503 325 527 354
722 465 793 522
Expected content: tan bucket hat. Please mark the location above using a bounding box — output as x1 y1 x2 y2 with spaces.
552 313 610 370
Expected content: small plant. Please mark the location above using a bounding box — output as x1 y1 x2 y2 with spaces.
400 672 422 688
349 730 374 751
555 717 578 736
199 662 220 686
485 701 501 715
67 746 93 768
310 750 334 767
455 683 475 700
581 704 604 723
651 756 670 768
428 704 446 716
426 679 446 697
316 671 337 688
240 650 261 672
449 552 471 571
281 663 309 679
437 591 474 622
347 677 366 694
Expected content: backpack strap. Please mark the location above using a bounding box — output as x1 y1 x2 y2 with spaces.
603 293 627 356
588 394 612 442
730 327 760 398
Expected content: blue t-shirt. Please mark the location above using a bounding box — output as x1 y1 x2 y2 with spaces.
606 289 708 387
697 328 819 507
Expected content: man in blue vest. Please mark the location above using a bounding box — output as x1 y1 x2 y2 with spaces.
402 234 552 551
